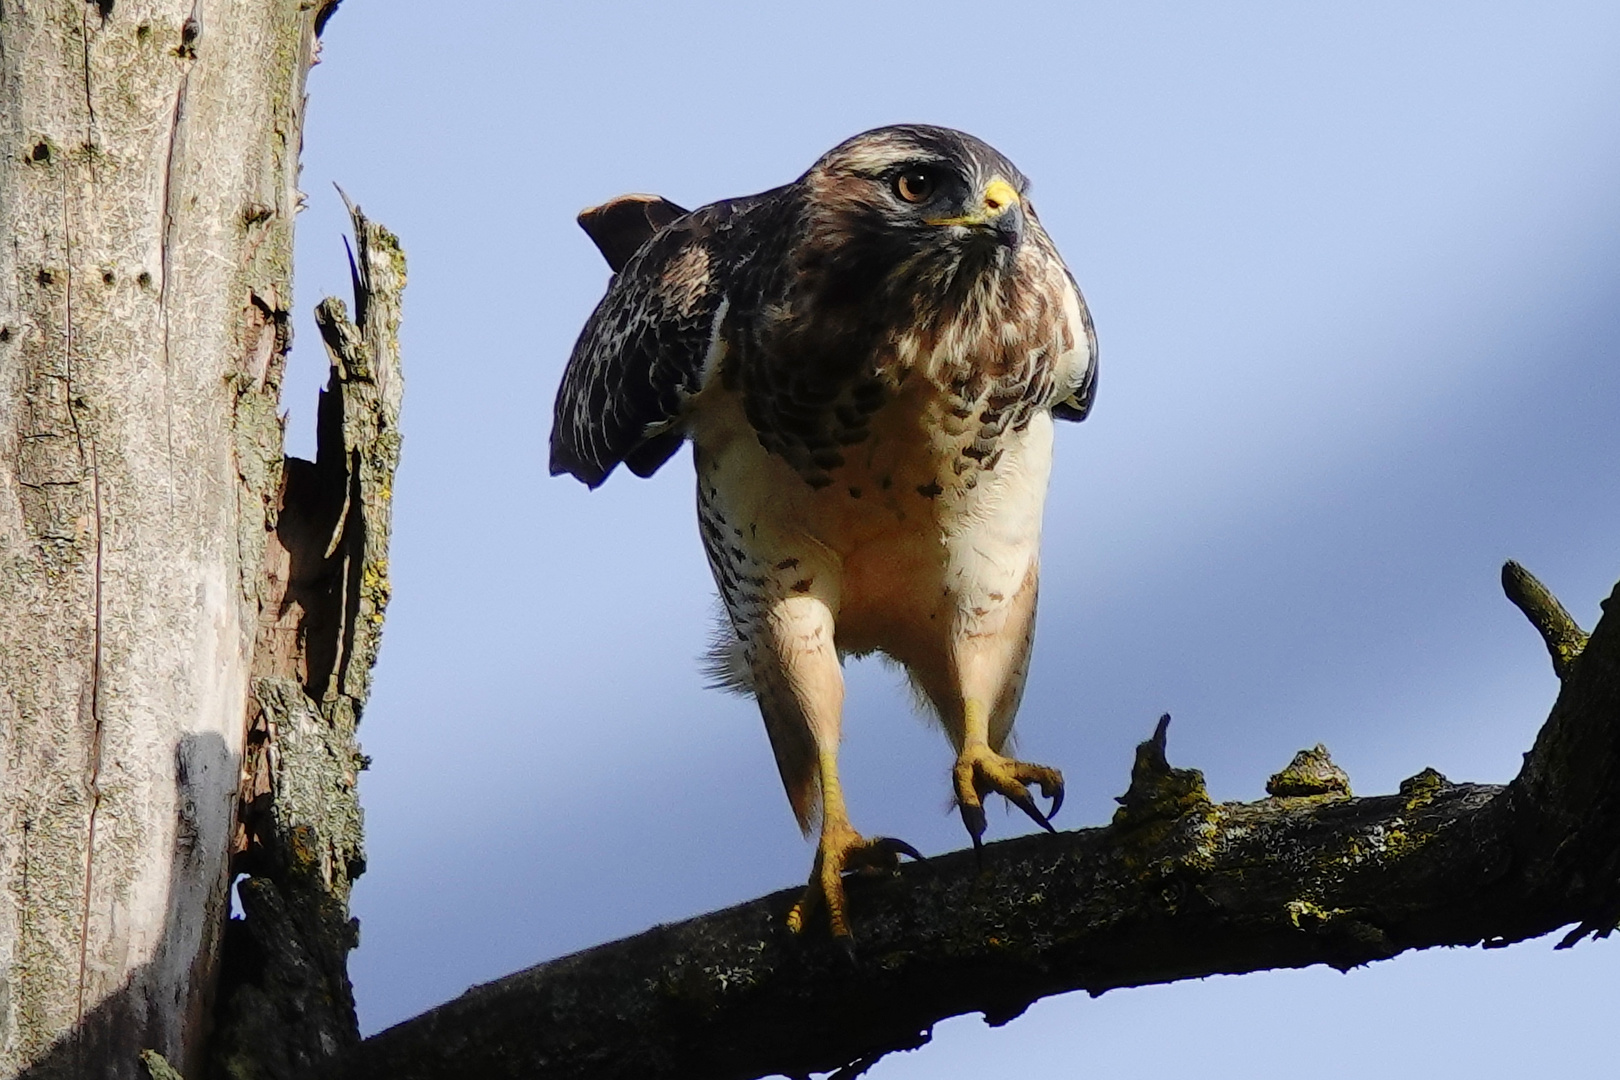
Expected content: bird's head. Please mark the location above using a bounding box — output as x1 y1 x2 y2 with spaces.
797 125 1032 309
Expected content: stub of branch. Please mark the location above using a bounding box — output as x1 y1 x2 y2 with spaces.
213 201 405 1080
328 570 1620 1080
1266 744 1352 799
1503 560 1589 680
312 197 406 707
1112 713 1212 828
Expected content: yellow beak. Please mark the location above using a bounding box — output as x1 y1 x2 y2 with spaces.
926 178 1021 227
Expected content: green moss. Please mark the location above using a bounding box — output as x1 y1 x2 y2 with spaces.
139 1050 185 1080
1285 898 1348 929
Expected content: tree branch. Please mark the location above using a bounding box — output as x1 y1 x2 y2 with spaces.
331 568 1620 1080
1502 560 1589 680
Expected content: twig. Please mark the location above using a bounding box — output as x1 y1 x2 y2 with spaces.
1503 560 1588 679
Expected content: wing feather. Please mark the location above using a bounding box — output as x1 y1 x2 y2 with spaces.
1052 273 1099 423
550 209 728 487
576 194 689 273
551 189 792 486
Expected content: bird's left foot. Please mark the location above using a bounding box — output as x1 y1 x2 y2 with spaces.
953 745 1065 848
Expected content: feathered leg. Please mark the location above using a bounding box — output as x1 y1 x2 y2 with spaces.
912 562 1064 849
953 566 1063 846
743 585 918 940
694 430 923 940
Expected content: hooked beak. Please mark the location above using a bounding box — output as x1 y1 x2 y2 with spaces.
926 177 1024 249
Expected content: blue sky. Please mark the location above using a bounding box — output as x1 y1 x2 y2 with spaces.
289 3 1620 1075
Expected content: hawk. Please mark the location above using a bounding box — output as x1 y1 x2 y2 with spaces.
552 125 1097 940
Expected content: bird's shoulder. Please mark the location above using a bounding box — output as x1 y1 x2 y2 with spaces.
550 184 801 487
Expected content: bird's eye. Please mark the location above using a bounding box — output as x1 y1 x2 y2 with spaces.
893 169 935 204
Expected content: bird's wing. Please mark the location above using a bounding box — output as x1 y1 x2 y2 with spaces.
1051 273 1099 423
551 203 735 487
1051 347 1097 421
576 193 689 273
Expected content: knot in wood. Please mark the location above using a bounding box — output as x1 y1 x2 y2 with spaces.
1266 744 1351 798
1397 767 1452 809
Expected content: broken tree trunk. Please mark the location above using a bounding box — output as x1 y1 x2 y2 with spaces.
332 565 1620 1080
208 199 404 1080
0 3 398 1077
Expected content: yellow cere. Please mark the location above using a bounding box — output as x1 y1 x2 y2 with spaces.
981 178 1020 214
926 177 1021 227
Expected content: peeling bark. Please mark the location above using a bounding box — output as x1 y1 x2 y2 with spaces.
209 200 404 1080
333 568 1620 1080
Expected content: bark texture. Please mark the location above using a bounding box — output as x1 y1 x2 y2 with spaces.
0 2 337 1076
209 199 404 1080
333 568 1620 1080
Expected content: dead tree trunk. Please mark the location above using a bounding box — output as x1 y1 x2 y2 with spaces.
0 3 394 1077
208 198 404 1080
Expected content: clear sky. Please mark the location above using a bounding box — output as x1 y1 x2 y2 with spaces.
287 2 1620 1075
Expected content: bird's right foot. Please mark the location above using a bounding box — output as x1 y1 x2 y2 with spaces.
786 822 923 941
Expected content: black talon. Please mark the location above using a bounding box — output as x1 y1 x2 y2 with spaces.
836 935 858 966
1046 785 1065 822
960 801 987 847
1005 786 1054 833
874 836 926 863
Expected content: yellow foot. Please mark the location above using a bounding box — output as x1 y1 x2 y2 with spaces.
953 745 1065 848
786 824 923 940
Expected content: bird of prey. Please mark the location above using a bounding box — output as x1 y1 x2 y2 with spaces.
552 125 1097 940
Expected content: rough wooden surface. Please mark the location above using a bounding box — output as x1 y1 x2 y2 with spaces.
0 3 332 1076
210 200 405 1080
333 568 1620 1080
